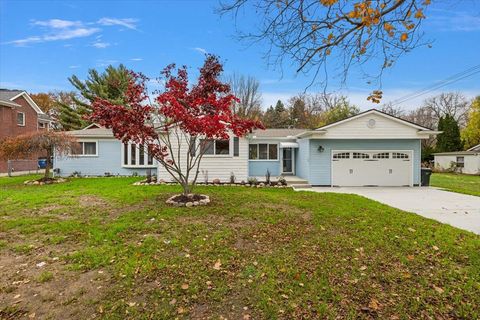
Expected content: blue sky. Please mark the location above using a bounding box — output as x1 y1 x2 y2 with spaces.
0 0 479 110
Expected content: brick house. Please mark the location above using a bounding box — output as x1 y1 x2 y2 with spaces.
0 89 52 173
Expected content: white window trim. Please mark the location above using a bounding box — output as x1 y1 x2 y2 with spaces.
202 138 233 158
71 140 98 157
248 143 279 161
121 143 157 168
17 112 25 126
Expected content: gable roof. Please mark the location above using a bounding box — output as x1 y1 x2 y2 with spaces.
433 151 479 156
314 109 434 131
0 89 45 114
66 127 114 138
467 144 480 152
251 128 306 138
0 89 23 102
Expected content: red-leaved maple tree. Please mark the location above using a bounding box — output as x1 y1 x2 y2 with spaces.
89 54 263 195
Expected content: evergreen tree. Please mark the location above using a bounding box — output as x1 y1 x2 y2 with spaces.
437 115 463 152
68 64 132 121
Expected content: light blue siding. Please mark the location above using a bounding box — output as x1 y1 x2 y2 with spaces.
307 139 421 185
54 139 154 177
248 160 281 176
296 139 310 179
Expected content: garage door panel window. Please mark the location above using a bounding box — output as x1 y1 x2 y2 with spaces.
392 152 409 159
333 152 350 159
373 152 389 159
353 152 369 159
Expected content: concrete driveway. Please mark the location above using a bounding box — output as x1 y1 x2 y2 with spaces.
296 187 480 235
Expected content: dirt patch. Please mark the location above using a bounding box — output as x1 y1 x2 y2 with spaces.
38 204 65 214
78 195 109 208
176 214 259 230
0 244 111 320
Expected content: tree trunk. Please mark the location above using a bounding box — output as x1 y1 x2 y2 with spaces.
45 149 51 179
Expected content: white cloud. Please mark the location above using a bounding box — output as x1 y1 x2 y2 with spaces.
68 65 80 69
192 47 208 55
96 59 119 67
6 17 137 46
92 41 110 49
8 27 100 46
130 58 143 61
32 19 82 29
428 10 480 32
97 17 138 30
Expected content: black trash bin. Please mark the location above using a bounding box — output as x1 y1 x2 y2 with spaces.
421 168 432 186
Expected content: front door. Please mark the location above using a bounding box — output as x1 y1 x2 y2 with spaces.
282 148 294 174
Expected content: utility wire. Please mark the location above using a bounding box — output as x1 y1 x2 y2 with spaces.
390 64 480 106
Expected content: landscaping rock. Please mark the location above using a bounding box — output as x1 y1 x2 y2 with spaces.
212 178 221 184
185 202 194 208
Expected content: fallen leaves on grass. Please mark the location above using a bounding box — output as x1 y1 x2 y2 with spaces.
213 259 222 270
433 285 445 294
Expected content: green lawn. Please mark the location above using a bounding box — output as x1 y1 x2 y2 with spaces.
1 176 479 319
431 172 480 197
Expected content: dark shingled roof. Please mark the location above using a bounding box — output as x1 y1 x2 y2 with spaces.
251 128 306 138
0 89 23 103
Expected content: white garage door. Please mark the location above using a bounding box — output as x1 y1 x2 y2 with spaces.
331 150 413 187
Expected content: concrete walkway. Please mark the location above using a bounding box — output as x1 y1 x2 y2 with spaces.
295 187 480 235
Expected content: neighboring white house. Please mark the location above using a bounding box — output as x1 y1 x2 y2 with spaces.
54 109 441 186
433 144 480 175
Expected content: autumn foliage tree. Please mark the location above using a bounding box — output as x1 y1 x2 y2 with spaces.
220 0 431 102
0 131 76 180
89 55 263 196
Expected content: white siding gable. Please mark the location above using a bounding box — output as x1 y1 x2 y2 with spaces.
319 113 426 139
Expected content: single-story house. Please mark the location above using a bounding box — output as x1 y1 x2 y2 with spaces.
54 109 440 186
433 144 480 175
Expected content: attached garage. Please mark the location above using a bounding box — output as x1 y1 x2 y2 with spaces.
331 150 413 186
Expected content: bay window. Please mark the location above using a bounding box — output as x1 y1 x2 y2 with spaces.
123 143 155 167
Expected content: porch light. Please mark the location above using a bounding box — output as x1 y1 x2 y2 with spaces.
318 145 324 152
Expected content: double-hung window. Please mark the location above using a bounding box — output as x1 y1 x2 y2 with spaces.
17 112 25 126
249 144 278 160
72 141 97 156
123 143 154 167
200 138 235 156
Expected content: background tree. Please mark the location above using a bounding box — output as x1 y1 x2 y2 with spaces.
263 100 291 128
462 96 480 149
0 131 76 180
404 106 437 160
227 73 263 119
289 97 309 128
89 55 262 197
319 97 359 126
220 0 431 100
69 64 132 121
423 92 469 127
380 103 406 118
30 93 56 114
31 91 86 130
436 115 463 152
